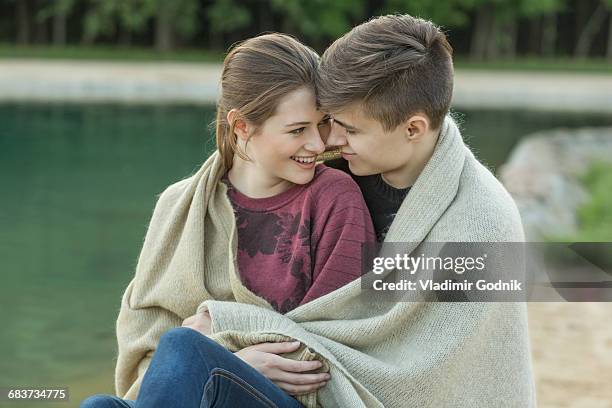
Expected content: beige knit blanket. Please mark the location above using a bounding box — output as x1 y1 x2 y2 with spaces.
115 117 536 407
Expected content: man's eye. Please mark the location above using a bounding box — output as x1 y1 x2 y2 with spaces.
290 127 306 135
346 129 356 135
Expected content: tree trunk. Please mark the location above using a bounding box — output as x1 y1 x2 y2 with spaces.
470 4 494 61
485 12 501 60
528 17 542 55
258 0 272 32
541 13 557 57
607 11 612 60
52 13 66 46
32 0 47 43
119 28 132 47
155 4 174 52
500 18 518 59
575 2 608 58
16 0 31 44
34 20 48 44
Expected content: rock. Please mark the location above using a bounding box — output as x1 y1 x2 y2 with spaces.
499 127 612 240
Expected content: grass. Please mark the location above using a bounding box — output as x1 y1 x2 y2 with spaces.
455 57 612 74
546 162 612 244
0 44 225 63
573 162 612 242
1 44 611 73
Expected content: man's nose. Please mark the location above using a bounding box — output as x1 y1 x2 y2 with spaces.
325 123 347 147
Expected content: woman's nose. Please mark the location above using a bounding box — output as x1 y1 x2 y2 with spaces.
306 128 326 154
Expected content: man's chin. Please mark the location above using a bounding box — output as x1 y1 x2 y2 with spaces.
347 161 379 177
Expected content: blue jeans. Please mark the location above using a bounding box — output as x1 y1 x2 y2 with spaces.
81 327 305 408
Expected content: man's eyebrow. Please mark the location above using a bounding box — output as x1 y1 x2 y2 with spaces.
284 121 311 127
333 118 359 131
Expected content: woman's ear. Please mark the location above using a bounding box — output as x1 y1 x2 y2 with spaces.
227 109 249 141
404 114 430 142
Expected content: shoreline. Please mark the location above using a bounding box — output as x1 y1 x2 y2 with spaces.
1 59 611 112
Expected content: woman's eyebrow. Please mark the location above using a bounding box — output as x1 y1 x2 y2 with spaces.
285 121 311 127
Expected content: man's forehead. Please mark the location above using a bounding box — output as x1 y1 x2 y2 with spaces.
331 104 371 127
330 103 361 120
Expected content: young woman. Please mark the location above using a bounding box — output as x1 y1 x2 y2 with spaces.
81 33 375 408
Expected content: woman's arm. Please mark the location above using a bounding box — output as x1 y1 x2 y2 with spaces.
115 280 182 399
115 178 195 399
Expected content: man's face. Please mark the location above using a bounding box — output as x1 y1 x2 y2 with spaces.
325 104 415 177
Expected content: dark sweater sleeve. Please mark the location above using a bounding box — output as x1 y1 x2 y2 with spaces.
299 176 376 305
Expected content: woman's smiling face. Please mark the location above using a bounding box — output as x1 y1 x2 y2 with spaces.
241 87 328 186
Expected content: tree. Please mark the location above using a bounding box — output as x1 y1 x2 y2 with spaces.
603 0 612 60
383 0 474 28
207 0 251 34
574 0 609 58
37 0 75 46
14 0 31 44
206 0 252 47
466 0 517 61
519 0 567 56
152 0 199 52
80 0 198 50
270 0 365 44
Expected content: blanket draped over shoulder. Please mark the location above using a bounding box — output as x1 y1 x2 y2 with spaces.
115 117 536 407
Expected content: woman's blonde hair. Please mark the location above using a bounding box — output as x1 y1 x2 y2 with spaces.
215 33 319 170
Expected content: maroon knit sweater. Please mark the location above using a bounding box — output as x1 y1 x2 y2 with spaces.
223 165 376 314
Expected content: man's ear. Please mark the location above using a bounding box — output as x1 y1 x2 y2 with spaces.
404 114 430 142
227 109 249 141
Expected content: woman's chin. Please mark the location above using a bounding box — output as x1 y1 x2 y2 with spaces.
283 168 316 185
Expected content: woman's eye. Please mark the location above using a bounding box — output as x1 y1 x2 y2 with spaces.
289 127 306 135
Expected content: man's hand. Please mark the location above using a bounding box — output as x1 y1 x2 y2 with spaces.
235 341 330 396
181 310 212 336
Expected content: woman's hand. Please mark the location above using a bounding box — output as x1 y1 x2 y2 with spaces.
181 310 212 336
235 341 330 396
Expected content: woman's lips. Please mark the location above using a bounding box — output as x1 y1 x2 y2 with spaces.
291 155 317 169
293 160 316 169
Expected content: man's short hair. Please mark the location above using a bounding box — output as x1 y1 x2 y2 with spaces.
318 14 453 131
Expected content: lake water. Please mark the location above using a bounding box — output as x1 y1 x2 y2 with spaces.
1 103 611 406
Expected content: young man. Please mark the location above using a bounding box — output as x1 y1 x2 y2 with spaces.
314 14 537 406
320 15 454 242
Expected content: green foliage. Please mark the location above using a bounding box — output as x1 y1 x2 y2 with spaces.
0 43 225 61
519 0 568 17
207 0 251 33
158 0 199 37
574 162 612 241
37 0 76 22
82 0 155 41
82 0 198 42
3 0 612 57
454 57 612 73
271 0 365 39
382 0 473 27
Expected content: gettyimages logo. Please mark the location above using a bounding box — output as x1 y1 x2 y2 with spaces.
360 242 612 302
